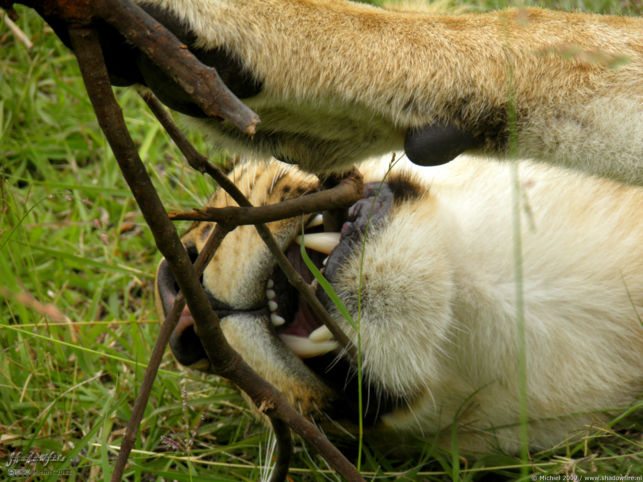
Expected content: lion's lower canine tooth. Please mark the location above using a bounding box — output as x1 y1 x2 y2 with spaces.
271 314 286 326
268 300 278 312
306 213 324 228
279 334 339 358
295 232 341 255
308 325 334 342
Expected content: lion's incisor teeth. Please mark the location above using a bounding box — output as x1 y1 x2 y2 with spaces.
308 325 334 342
268 300 278 312
279 334 339 358
295 232 341 255
271 313 286 326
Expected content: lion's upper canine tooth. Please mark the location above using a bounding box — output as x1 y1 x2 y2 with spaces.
295 232 341 255
308 325 334 343
306 213 324 228
279 334 339 358
271 313 286 326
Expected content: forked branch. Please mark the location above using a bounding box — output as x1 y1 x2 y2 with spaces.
4 0 365 478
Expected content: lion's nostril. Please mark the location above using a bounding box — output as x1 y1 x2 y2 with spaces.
169 322 208 367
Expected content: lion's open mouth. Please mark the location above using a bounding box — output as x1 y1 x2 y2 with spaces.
157 181 406 425
266 214 344 359
156 212 346 367
159 182 397 369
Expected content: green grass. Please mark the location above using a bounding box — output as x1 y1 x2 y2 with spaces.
1 1 641 480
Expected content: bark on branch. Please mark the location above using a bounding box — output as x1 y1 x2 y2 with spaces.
5 0 259 134
167 178 363 225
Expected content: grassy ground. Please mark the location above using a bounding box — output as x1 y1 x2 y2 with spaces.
1 1 641 480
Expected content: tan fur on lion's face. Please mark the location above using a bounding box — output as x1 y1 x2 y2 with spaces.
156 162 334 414
156 155 643 454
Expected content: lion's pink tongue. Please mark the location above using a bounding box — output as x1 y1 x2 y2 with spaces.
175 305 196 335
279 300 339 358
280 299 320 337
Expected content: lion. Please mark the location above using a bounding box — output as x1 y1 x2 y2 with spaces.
41 0 642 183
155 154 643 454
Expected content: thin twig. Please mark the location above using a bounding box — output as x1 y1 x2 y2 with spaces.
142 90 296 482
110 223 231 481
140 91 258 196
168 178 362 225
69 26 364 482
254 223 358 360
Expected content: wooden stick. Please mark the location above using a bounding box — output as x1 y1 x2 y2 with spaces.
167 179 362 225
